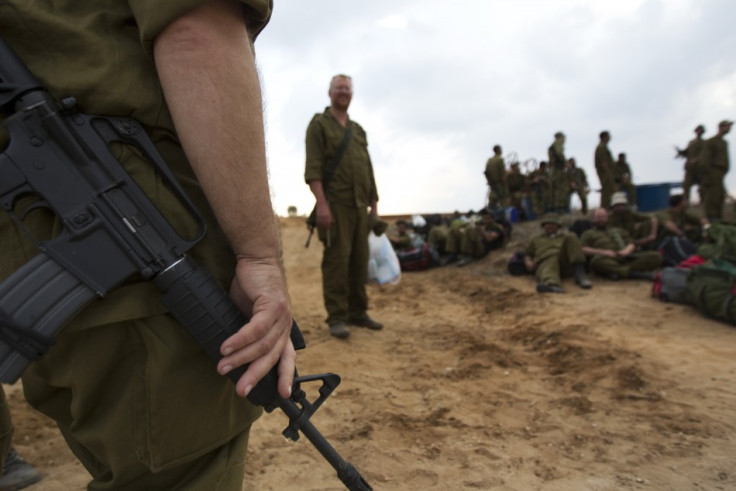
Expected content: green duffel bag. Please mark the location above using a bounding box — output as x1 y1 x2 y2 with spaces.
686 259 736 325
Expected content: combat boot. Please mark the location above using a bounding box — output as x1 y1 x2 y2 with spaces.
573 263 592 289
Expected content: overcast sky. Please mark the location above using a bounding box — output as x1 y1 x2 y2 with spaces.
256 0 735 216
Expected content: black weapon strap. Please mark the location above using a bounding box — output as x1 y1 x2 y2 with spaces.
322 123 353 190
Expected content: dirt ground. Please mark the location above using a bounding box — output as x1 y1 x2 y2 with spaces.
6 213 736 490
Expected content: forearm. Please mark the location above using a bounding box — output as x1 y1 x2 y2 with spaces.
153 1 279 263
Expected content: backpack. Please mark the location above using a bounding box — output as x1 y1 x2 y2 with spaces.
396 243 436 272
652 267 692 304
699 223 736 263
658 236 698 266
686 259 736 325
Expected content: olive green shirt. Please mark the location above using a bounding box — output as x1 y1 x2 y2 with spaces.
581 227 632 251
685 138 705 165
608 210 651 237
700 135 730 172
612 159 632 183
507 171 526 194
656 209 702 239
548 140 565 169
304 108 378 208
484 155 506 186
595 142 614 174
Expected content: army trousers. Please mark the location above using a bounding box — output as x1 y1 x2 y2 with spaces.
21 313 259 490
534 236 586 286
319 203 370 325
589 251 662 278
701 168 727 220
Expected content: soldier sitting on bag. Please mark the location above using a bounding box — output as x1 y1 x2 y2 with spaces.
581 208 663 281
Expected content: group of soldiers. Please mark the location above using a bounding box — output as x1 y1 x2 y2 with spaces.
676 120 734 221
484 131 638 221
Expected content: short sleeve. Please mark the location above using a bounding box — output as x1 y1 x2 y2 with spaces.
128 0 273 55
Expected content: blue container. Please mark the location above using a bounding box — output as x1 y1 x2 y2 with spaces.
635 182 682 212
505 206 519 223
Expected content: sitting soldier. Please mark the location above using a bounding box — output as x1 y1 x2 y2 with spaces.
387 219 414 251
581 208 663 280
523 213 592 293
608 192 658 250
444 209 507 266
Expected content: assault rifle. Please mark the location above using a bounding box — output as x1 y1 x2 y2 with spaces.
0 35 371 490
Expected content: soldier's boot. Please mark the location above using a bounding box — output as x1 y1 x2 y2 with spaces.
573 263 592 289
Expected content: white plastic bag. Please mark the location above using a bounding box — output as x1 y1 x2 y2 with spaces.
367 231 401 285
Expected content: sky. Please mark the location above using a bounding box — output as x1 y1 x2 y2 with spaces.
255 0 736 217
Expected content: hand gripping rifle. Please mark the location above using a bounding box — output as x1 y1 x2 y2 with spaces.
0 36 371 490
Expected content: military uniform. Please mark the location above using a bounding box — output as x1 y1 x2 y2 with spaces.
570 167 589 214
699 133 730 220
0 1 272 488
506 169 527 213
580 227 662 278
525 232 586 286
446 222 505 258
656 208 703 243
305 109 379 326
612 158 637 207
682 137 705 201
528 167 551 217
595 142 615 208
484 155 509 209
548 139 569 211
608 209 655 245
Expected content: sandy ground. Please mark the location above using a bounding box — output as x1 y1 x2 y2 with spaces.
6 214 736 490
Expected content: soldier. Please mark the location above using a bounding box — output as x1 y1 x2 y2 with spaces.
507 162 527 216
523 213 592 293
566 158 589 214
484 145 509 210
581 208 662 281
608 192 659 249
305 74 383 338
699 120 733 221
595 130 616 209
678 124 706 202
445 209 507 267
548 131 569 213
529 161 551 217
613 152 637 208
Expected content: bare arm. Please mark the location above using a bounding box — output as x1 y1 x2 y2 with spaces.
153 0 294 399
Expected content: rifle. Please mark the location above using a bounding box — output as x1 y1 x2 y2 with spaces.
0 35 371 490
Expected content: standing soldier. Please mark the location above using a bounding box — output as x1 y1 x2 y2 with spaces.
484 145 509 210
595 131 616 209
548 131 568 213
566 158 590 214
507 162 527 218
613 152 637 208
305 74 383 338
529 161 551 217
677 124 706 202
699 120 733 222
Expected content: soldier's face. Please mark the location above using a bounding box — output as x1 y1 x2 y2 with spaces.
329 77 353 111
543 223 558 234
